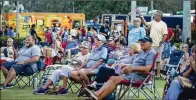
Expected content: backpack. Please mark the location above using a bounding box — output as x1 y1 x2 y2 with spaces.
37 58 45 71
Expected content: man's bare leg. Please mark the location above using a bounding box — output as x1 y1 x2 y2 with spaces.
70 71 86 87
42 80 53 89
95 76 124 100
3 68 16 86
1 66 9 79
61 76 68 88
79 69 89 85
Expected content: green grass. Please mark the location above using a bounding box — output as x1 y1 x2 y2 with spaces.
0 72 165 100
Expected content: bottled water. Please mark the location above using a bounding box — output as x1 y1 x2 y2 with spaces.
170 68 176 77
33 78 38 91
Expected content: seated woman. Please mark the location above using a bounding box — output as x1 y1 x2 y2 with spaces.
1 38 15 61
164 45 196 100
70 34 107 87
35 41 90 95
53 36 64 54
86 43 141 89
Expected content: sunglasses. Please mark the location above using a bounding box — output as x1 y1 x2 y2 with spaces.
134 20 140 22
7 41 12 42
79 46 88 49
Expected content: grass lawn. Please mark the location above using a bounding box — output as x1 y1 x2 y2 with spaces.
0 72 165 100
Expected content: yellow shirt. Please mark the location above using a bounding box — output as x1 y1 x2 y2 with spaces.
146 20 168 46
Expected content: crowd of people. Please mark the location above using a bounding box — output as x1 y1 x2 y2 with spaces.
0 10 196 100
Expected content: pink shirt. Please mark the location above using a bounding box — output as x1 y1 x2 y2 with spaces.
45 32 52 43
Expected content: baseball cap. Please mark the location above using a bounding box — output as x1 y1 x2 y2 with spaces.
139 36 153 43
96 34 106 42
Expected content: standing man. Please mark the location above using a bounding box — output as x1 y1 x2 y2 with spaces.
30 24 38 44
174 25 182 43
141 10 168 78
100 21 110 39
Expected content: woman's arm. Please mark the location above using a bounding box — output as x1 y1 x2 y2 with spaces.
183 66 192 78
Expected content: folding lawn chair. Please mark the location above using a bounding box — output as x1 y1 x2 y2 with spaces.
161 50 184 76
115 52 161 100
14 58 44 89
66 59 84 94
38 64 63 87
52 51 65 64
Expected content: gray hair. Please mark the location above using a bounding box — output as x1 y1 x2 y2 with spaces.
7 38 13 42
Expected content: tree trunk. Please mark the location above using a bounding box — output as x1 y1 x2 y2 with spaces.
0 1 4 31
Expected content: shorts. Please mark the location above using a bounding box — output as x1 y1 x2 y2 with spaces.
121 73 145 82
61 65 74 78
2 61 35 76
153 46 161 62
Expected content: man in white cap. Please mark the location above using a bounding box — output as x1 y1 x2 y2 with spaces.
71 34 108 87
35 41 91 95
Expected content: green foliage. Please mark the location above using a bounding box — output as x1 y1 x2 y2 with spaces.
17 0 187 20
174 43 181 49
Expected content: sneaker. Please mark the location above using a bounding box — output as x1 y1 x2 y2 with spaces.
87 85 96 90
77 88 90 97
34 88 47 95
0 85 6 90
6 83 14 88
57 88 68 95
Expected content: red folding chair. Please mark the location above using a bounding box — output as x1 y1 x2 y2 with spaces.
116 52 161 100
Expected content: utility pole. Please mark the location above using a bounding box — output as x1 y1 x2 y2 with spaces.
151 0 153 21
16 1 19 36
183 0 191 42
131 0 136 23
73 1 74 13
0 1 4 31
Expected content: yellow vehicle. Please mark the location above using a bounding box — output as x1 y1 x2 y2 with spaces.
3 12 85 39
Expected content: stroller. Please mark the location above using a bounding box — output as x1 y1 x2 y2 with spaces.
161 50 184 98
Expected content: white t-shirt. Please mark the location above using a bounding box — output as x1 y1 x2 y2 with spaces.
147 20 168 46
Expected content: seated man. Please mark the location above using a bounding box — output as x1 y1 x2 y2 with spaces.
71 34 108 87
35 41 90 95
82 36 156 100
0 36 41 90
1 38 15 61
164 45 196 100
86 43 141 89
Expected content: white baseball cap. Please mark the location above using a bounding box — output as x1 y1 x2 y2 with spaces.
97 34 106 42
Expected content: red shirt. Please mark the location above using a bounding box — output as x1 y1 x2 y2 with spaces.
45 32 52 43
165 28 174 41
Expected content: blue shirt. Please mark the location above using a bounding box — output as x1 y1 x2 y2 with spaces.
15 45 41 72
7 29 14 37
66 40 79 50
132 48 156 67
119 55 136 64
86 46 108 68
128 24 146 45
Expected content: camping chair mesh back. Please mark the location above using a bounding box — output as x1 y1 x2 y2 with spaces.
38 65 63 88
116 52 161 100
163 50 184 75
